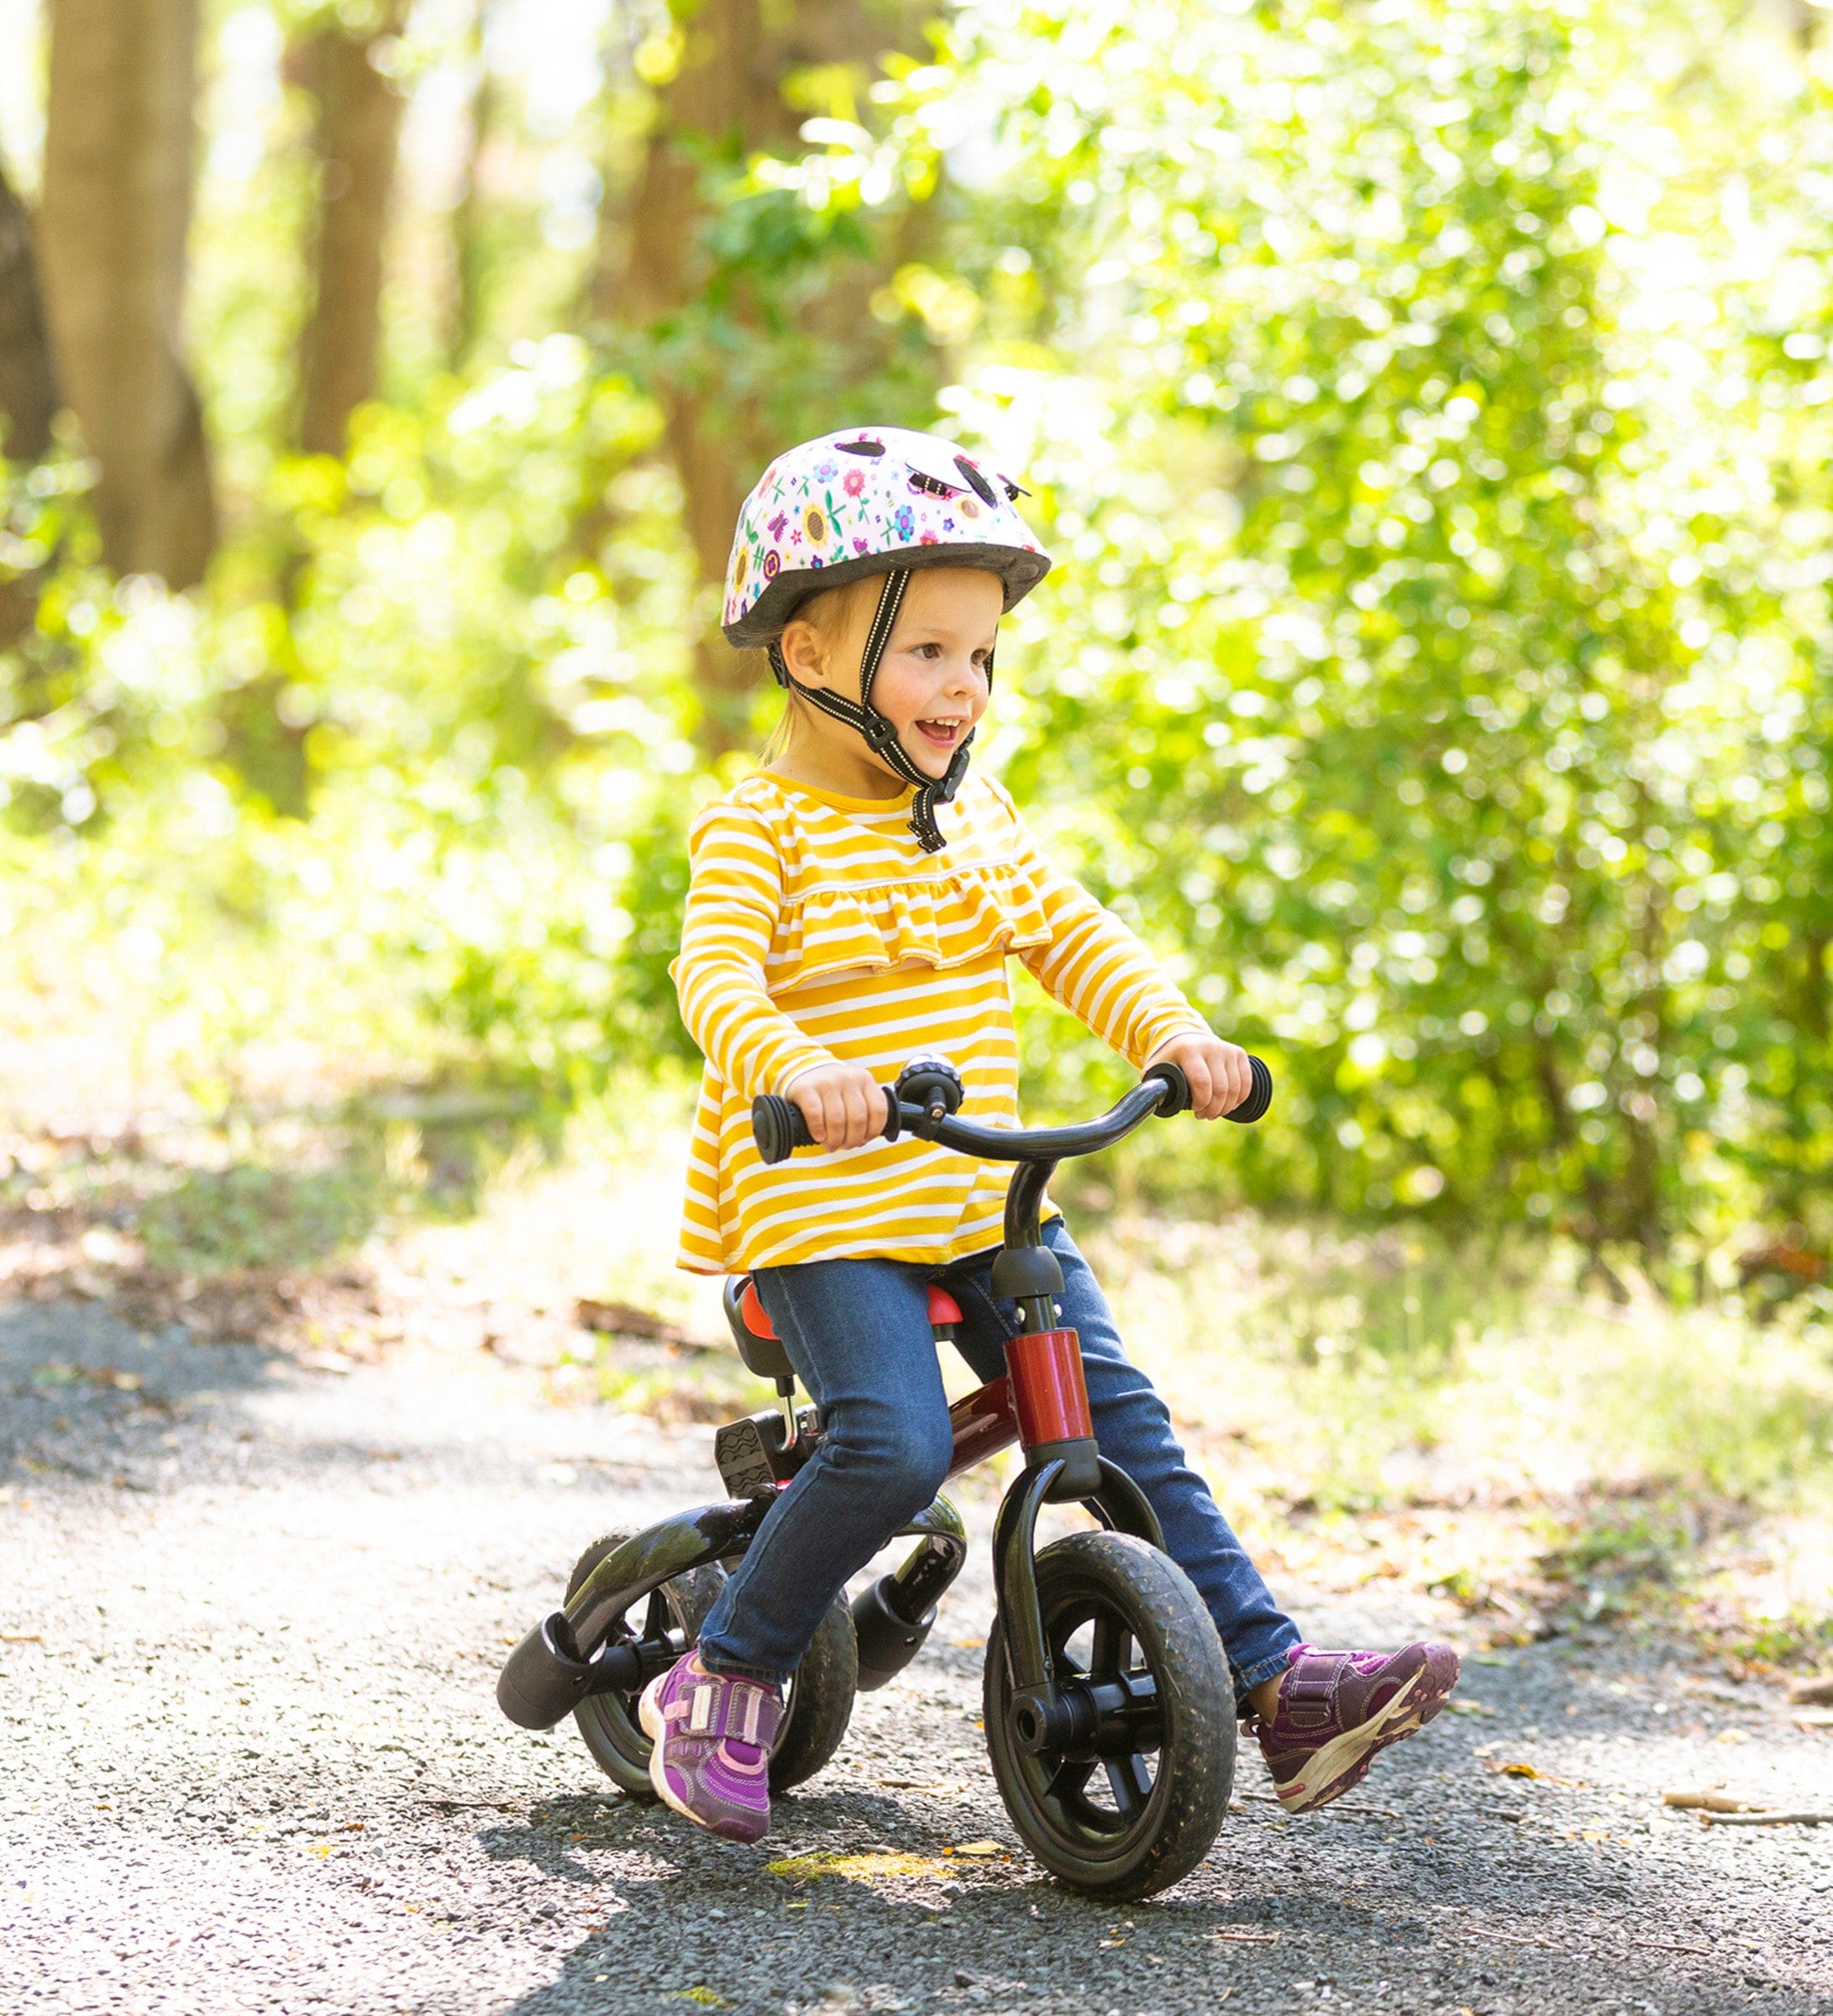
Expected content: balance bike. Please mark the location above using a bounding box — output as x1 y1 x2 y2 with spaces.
498 1053 1273 1900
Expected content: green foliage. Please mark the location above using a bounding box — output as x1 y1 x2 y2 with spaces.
4 0 1833 1262
898 0 1833 1252
139 1158 383 1274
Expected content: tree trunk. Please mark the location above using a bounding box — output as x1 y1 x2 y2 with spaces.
597 0 916 754
39 0 216 588
0 157 60 644
0 158 58 465
297 8 407 458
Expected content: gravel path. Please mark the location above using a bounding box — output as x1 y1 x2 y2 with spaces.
4 1296 1830 2015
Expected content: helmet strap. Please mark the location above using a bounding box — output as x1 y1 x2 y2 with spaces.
764 567 975 853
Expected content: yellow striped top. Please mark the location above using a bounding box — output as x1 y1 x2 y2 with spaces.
670 769 1210 1274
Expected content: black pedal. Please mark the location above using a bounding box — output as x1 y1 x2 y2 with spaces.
714 1407 822 1498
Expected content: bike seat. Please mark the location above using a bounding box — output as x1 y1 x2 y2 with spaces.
722 1277 968 1381
927 1285 964 1335
722 1277 795 1383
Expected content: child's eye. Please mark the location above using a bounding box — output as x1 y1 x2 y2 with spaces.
913 642 943 659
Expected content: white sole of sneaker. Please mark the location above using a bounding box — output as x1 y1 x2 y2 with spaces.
638 1673 703 1828
1275 1666 1437 1814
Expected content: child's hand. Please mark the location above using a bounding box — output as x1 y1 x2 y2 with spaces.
780 1063 890 1152
1143 1032 1255 1121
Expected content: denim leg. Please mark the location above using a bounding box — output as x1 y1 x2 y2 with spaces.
941 1219 1300 1706
695 1256 954 1685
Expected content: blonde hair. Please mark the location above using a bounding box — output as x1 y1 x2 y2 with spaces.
758 574 883 764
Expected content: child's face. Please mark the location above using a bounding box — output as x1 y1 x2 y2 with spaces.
860 568 1003 781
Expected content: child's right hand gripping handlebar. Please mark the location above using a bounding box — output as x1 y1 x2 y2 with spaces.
751 1053 1274 1166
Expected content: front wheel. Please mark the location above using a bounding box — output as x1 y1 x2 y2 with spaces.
984 1530 1235 1900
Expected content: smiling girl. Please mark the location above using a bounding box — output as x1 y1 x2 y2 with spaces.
642 427 1458 1845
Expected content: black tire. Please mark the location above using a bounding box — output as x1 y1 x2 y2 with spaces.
769 1590 858 1790
565 1533 727 1799
562 1533 859 1797
983 1530 1235 1901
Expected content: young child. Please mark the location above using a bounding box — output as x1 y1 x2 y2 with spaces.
641 427 1458 1844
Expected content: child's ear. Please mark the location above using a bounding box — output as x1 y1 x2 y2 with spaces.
778 618 830 689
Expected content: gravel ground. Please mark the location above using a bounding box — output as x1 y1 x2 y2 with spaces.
4 1295 1831 2016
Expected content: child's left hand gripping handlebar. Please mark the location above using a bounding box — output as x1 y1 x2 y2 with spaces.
750 1053 1274 1166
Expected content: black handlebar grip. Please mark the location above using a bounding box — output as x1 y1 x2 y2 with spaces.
751 1089 902 1162
752 1093 814 1165
1145 1054 1274 1124
1226 1053 1274 1125
1144 1061 1193 1116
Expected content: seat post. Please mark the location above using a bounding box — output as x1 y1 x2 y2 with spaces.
775 1376 797 1448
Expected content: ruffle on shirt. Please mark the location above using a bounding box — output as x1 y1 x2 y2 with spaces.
764 855 1053 993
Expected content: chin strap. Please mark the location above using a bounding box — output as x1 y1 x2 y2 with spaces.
767 568 986 853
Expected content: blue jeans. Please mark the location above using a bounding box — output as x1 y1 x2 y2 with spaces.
696 1218 1300 1707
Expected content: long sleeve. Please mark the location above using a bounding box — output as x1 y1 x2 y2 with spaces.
1007 806 1211 1068
670 804 836 1101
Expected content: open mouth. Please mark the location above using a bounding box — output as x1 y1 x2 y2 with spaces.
914 718 965 750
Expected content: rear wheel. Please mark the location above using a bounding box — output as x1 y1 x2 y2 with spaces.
565 1533 724 1798
983 1530 1235 1900
563 1532 858 1797
769 1592 858 1789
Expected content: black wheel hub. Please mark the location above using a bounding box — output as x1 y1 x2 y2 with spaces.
1013 1598 1169 1839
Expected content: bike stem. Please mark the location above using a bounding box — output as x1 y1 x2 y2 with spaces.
990 1154 1103 1501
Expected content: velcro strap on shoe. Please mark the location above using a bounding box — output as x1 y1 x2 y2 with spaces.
1282 1650 1355 1727
682 1677 783 1749
1284 1651 1352 1698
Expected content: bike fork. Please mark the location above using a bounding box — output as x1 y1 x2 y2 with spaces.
988 1154 1165 1753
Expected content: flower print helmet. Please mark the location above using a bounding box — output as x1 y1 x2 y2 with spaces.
722 426 1053 851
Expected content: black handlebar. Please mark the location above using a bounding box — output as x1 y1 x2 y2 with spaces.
750 1053 1273 1167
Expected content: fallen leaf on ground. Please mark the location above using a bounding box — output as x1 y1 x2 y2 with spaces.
1490 1761 1541 1779
1445 1699 1497 1717
1 1633 43 1643
947 1840 1004 1857
765 1850 954 1880
1207 1929 1279 1943
34 1362 142 1391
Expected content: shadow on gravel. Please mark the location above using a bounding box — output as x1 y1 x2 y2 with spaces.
0 1296 291 1483
0 1293 685 1502
465 1777 1822 2016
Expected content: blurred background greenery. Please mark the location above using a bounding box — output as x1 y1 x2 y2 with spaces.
6 0 1833 1276
3 0 1831 1659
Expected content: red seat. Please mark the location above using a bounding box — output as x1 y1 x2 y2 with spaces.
927 1286 964 1330
738 1276 960 1339
738 1278 778 1340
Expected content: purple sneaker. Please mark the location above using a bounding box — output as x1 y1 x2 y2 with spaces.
1254 1641 1460 1814
638 1651 783 1843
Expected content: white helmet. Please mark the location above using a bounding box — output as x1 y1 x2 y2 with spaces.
722 427 1051 647
722 428 1053 852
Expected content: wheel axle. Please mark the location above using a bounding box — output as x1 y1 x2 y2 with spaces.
1009 1671 1161 1756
